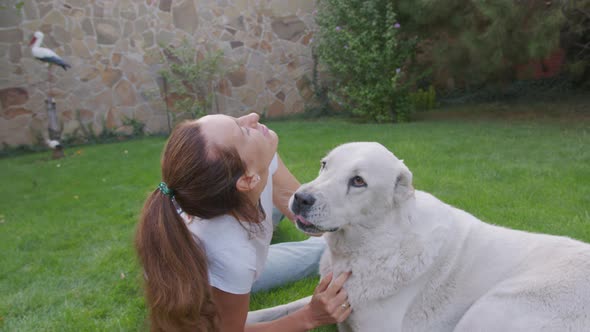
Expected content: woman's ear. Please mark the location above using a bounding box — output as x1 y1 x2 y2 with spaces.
236 173 261 192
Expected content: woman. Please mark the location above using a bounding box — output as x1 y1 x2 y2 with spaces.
136 113 351 331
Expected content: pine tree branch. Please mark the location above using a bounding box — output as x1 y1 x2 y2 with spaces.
576 41 590 58
574 7 590 18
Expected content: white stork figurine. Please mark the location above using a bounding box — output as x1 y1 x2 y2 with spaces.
29 31 71 71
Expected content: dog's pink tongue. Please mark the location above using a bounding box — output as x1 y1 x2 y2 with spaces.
296 215 312 226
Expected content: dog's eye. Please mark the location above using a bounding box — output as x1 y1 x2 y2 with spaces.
350 176 366 187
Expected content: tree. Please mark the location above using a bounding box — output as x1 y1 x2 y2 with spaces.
394 0 565 87
561 0 590 86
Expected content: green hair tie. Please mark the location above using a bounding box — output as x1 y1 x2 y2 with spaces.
158 182 174 198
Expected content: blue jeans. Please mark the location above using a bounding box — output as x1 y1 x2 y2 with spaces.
252 236 326 293
251 208 326 293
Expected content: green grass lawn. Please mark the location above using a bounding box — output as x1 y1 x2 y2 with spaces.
1 107 589 331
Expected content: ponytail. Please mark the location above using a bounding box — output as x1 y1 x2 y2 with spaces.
135 119 256 330
135 191 219 331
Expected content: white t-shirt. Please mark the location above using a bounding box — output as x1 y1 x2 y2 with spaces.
187 154 278 294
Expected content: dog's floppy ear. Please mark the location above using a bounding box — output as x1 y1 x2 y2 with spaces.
393 164 414 205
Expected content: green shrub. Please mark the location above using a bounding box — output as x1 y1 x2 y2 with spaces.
409 85 437 111
315 0 417 122
159 39 226 120
122 116 145 137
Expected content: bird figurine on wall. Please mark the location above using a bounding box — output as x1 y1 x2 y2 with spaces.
29 31 71 71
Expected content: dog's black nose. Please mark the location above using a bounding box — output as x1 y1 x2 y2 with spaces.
292 192 316 213
294 192 316 206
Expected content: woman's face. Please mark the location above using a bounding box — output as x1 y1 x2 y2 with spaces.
198 113 278 175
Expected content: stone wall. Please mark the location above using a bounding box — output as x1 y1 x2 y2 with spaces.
0 0 317 148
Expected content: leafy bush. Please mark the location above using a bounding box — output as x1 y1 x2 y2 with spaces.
122 116 145 137
315 0 417 122
409 86 437 111
159 39 226 120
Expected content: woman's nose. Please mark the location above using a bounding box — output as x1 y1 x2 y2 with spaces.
242 113 260 126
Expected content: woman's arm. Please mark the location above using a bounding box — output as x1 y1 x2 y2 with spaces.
272 154 300 223
214 272 352 332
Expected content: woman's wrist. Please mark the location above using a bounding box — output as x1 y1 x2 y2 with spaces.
295 304 317 330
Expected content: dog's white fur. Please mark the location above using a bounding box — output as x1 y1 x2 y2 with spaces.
248 142 590 331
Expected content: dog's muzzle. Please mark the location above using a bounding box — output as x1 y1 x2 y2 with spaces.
291 192 338 234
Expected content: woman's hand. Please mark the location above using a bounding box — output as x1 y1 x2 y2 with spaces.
304 271 352 328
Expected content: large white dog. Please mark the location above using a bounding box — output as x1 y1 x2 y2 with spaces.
248 142 590 331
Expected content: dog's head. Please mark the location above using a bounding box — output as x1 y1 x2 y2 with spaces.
290 142 414 235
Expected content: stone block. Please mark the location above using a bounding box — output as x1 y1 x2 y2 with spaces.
115 125 134 136
259 40 272 53
246 69 264 93
0 29 23 44
159 0 172 12
114 79 137 107
79 66 99 82
218 79 232 97
0 87 29 109
0 115 32 147
62 119 81 137
43 10 66 27
8 44 22 63
23 0 40 20
237 87 258 107
38 3 52 18
95 20 120 44
85 90 112 114
106 107 122 129
0 7 22 27
227 65 246 87
172 0 198 33
121 8 137 21
2 107 32 120
70 40 91 59
111 53 122 66
77 108 95 123
265 78 282 93
142 31 154 48
297 77 314 100
285 89 304 114
269 0 315 16
133 104 151 124
81 18 94 36
267 99 284 117
145 114 169 134
102 67 122 87
271 16 305 42
248 51 265 71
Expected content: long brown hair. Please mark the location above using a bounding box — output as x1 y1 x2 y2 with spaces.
135 120 262 331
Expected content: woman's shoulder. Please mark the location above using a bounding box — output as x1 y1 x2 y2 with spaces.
270 153 278 174
188 215 253 251
188 214 242 237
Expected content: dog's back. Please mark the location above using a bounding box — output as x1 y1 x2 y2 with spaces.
325 190 590 331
